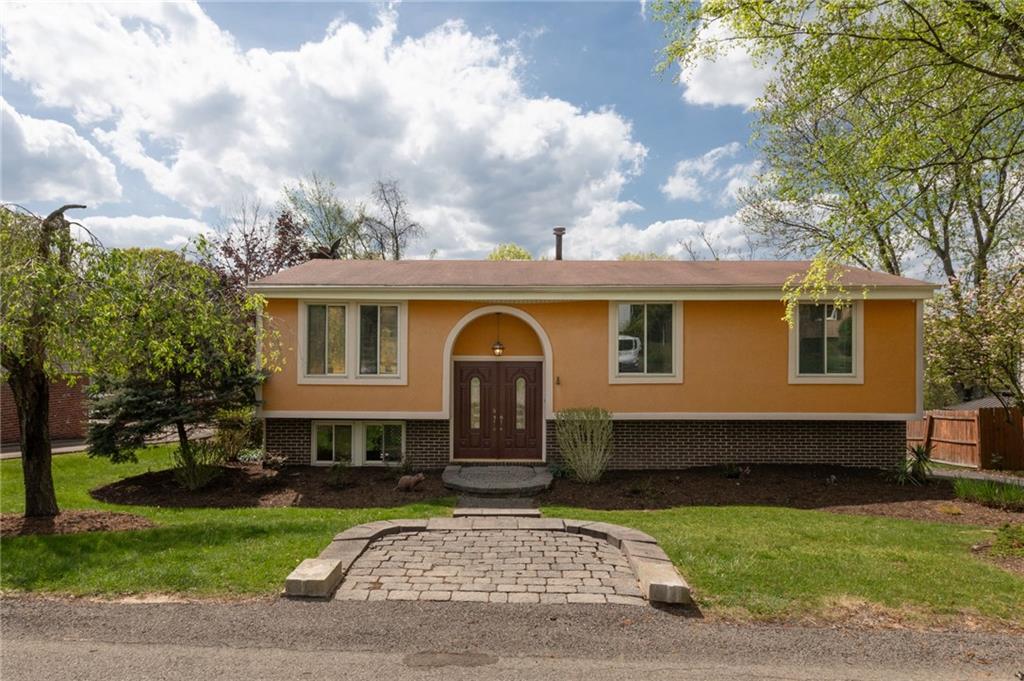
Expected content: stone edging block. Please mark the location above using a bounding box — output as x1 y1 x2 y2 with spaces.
284 516 691 605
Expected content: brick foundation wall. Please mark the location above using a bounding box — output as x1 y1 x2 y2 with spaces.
405 420 450 469
545 419 906 470
264 418 312 465
264 418 450 468
1 378 89 445
266 417 904 469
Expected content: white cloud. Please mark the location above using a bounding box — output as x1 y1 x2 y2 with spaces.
562 211 756 260
2 3 647 257
76 214 210 249
0 98 122 205
679 23 773 108
661 142 759 204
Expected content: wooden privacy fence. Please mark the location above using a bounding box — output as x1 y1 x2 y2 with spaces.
907 407 1024 470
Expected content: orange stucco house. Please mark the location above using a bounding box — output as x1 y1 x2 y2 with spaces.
250 257 933 470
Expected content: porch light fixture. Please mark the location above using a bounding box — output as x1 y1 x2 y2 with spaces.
492 313 505 356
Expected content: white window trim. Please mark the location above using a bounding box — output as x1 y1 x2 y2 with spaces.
298 301 408 385
607 301 683 385
359 421 406 466
788 300 864 384
310 420 356 467
309 420 405 467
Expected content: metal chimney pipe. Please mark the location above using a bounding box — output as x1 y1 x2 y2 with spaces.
553 227 566 260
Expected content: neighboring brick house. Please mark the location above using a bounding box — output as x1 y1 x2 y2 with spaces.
0 377 89 445
249 253 933 470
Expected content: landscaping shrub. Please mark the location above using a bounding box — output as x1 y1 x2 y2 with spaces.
952 478 1024 512
213 407 261 461
554 407 614 483
891 443 933 485
171 440 225 491
236 448 264 464
326 461 350 489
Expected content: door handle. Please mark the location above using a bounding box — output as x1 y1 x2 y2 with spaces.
491 408 496 431
498 414 504 431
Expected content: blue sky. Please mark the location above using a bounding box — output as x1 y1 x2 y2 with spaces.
2 2 770 258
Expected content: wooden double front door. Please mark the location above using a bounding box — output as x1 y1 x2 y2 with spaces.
453 361 542 460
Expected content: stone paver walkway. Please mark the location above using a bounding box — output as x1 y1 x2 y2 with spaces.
334 529 645 605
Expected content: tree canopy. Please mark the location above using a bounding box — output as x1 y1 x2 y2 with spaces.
487 243 533 260
84 248 275 462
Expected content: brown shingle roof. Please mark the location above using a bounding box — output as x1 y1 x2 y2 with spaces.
251 260 935 290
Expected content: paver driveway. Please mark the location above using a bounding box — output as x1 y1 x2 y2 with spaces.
334 529 645 604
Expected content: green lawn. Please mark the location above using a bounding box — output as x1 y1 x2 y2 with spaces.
2 451 1022 627
540 505 1024 625
0 447 452 596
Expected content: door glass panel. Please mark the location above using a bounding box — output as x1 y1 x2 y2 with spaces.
515 376 526 430
470 377 481 430
307 305 326 375
315 424 333 462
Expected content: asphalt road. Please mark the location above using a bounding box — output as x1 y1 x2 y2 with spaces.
2 597 1022 680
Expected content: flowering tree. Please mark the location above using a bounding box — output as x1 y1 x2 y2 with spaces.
926 269 1024 410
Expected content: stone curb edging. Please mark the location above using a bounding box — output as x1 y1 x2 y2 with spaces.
283 517 692 605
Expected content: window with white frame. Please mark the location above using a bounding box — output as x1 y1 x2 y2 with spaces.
306 304 346 375
797 303 855 375
311 421 404 466
314 423 353 463
614 303 675 375
364 423 404 464
299 301 406 383
788 301 864 384
359 304 399 376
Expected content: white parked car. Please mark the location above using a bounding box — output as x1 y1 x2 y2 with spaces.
618 335 641 368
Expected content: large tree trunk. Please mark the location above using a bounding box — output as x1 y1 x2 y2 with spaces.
7 365 59 517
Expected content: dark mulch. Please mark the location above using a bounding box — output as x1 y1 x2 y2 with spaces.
91 463 448 509
1 510 155 536
538 466 1024 527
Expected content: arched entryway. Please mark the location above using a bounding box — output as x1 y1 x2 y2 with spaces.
442 306 553 462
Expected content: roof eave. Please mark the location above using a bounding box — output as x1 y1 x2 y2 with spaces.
247 283 937 301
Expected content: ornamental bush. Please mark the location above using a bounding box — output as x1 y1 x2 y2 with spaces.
554 407 614 483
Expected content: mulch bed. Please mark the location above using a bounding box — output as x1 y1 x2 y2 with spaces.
538 466 1024 527
1 510 154 536
91 463 447 509
90 462 1024 528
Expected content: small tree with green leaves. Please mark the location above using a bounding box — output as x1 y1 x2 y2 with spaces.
84 248 275 473
487 243 533 260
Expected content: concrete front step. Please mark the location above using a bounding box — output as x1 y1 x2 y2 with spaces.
442 465 553 497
